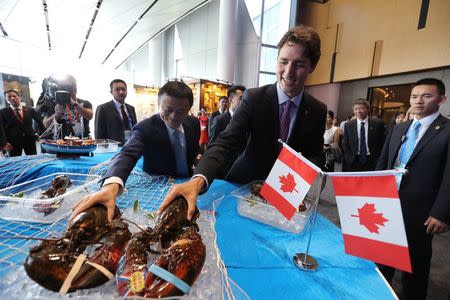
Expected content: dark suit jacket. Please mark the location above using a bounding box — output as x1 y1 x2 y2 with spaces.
342 117 385 170
209 111 231 144
0 113 7 147
208 110 222 137
376 115 450 226
104 114 200 184
95 100 137 146
0 106 45 140
195 83 327 185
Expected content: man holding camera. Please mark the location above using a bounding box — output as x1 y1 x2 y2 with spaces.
42 75 93 138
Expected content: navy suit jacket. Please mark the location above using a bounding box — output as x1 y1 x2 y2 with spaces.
0 106 45 140
376 115 450 226
95 100 137 146
209 111 231 144
195 83 327 185
104 114 200 184
342 117 385 170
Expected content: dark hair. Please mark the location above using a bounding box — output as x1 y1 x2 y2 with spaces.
158 81 193 107
413 78 446 95
327 110 335 119
353 98 370 109
56 75 77 93
277 25 321 67
4 89 20 97
219 96 228 103
110 79 127 90
227 85 246 98
389 111 406 126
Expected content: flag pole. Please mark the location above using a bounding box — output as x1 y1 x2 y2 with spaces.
293 171 327 271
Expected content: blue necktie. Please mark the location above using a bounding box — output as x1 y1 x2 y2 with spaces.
359 121 367 165
399 121 421 166
173 129 189 177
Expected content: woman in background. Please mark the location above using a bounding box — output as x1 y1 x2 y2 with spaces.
323 110 342 171
197 107 209 153
404 107 415 121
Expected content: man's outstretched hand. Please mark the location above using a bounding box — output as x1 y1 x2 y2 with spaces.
158 177 205 220
69 183 120 224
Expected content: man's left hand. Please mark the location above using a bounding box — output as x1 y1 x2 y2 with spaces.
424 217 449 235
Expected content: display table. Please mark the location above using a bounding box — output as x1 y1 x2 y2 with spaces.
0 154 395 299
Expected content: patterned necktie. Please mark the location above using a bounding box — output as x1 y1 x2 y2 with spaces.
121 105 130 130
359 121 367 165
399 121 421 166
280 100 294 142
173 129 189 177
15 108 22 122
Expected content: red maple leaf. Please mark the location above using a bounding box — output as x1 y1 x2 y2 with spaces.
279 173 298 193
351 203 389 234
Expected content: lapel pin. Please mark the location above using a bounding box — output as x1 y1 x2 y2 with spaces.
435 125 440 130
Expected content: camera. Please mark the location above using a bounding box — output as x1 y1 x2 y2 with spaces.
36 76 74 117
55 91 71 106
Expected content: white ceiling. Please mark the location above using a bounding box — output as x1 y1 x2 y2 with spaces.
0 0 210 69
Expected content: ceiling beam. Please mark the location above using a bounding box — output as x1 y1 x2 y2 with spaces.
79 0 104 59
102 0 160 64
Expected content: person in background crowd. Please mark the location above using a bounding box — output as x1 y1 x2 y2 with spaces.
404 107 415 121
387 111 406 134
342 98 385 171
197 107 209 153
95 79 137 146
70 81 200 222
323 110 341 171
208 96 229 137
0 89 45 156
209 85 246 144
43 75 93 138
376 78 449 300
159 25 327 220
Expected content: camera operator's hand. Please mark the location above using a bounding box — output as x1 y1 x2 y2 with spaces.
70 98 79 107
54 104 66 121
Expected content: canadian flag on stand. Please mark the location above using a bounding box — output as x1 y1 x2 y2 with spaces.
330 173 412 272
259 143 320 220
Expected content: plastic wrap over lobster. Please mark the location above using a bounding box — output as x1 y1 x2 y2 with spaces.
116 196 206 298
24 205 131 293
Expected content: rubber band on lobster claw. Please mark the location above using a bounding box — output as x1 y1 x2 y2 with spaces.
148 264 191 294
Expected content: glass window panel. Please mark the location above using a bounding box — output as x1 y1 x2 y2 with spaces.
259 73 276 87
262 0 291 45
260 46 277 73
244 0 263 36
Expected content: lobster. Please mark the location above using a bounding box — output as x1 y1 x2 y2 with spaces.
34 174 73 215
24 205 131 293
116 196 205 298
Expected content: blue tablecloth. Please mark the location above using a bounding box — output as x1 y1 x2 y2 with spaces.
0 154 395 299
204 180 394 300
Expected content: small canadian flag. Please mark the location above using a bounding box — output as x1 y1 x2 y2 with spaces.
330 173 412 272
260 143 320 220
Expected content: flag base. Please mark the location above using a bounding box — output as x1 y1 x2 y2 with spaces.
293 253 318 271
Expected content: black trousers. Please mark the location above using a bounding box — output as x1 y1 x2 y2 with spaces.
9 136 37 156
378 225 433 300
347 154 378 171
